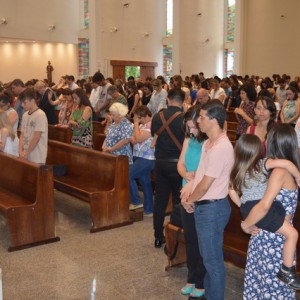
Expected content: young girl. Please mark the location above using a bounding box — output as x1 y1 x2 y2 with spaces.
0 109 19 156
229 134 300 289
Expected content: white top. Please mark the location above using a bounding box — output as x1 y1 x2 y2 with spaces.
0 129 19 156
89 86 101 110
5 107 19 134
21 108 48 164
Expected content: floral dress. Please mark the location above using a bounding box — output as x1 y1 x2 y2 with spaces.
236 101 255 135
104 118 133 164
243 188 298 300
70 109 93 148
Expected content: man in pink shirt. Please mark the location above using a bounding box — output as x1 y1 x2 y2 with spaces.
181 100 234 300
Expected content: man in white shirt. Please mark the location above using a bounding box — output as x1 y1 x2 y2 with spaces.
65 75 79 91
94 72 111 121
89 72 102 116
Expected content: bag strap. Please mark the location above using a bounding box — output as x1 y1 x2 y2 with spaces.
155 111 182 151
168 227 182 260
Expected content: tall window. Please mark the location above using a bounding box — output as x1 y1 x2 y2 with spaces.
78 38 89 78
224 0 236 76
83 0 89 29
166 0 173 36
163 0 173 81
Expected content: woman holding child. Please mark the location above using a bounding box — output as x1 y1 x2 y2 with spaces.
233 124 300 299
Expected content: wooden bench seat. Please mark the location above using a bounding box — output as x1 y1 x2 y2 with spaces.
164 199 300 273
0 152 59 251
47 140 133 232
48 125 72 143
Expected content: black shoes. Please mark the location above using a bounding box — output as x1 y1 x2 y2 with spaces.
154 238 165 248
277 266 300 290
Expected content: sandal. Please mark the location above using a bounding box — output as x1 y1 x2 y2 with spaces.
189 289 205 298
181 284 195 295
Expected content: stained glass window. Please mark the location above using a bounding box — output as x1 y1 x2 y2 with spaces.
78 38 89 78
163 44 173 82
83 0 89 29
224 48 234 77
226 0 235 43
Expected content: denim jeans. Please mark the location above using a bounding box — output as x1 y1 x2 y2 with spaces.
194 197 231 300
129 157 154 213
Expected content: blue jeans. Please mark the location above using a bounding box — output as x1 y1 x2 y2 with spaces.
194 197 231 300
129 157 154 213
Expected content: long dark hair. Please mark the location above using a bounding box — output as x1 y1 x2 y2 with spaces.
230 134 263 193
182 105 207 142
267 123 300 169
72 88 92 109
254 96 276 137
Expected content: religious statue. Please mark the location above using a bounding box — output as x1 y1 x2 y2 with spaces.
47 61 54 85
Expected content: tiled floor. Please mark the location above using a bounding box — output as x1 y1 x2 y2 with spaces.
0 191 298 299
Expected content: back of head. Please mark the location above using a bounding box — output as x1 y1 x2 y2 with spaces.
19 88 37 102
240 83 257 102
92 72 105 83
201 99 226 129
0 91 13 104
267 123 300 168
231 134 263 192
11 79 25 88
167 88 185 104
135 105 152 118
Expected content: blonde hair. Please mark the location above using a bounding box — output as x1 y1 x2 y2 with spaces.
0 109 15 140
109 103 128 117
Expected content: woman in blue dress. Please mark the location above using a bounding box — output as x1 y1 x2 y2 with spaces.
102 103 133 164
177 105 207 299
241 124 299 299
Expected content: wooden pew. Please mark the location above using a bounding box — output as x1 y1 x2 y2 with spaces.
0 152 60 251
48 125 72 144
92 121 106 134
46 140 133 232
93 132 106 151
164 199 300 273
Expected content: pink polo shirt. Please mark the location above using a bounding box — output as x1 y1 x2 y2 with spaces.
192 133 234 200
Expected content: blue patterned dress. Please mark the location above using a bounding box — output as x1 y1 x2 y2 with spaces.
104 118 133 164
243 188 298 300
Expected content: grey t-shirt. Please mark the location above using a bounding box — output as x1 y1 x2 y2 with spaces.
240 158 268 204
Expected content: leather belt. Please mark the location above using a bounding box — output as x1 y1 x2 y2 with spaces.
195 198 226 205
156 158 178 163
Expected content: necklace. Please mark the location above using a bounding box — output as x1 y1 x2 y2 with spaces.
28 108 39 115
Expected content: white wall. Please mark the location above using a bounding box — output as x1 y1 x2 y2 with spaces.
242 0 300 78
0 0 80 43
0 41 78 84
90 0 166 77
0 0 80 83
177 0 225 78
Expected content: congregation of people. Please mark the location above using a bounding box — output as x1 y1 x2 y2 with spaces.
1 71 300 300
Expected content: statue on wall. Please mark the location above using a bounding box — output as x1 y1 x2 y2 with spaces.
47 61 54 85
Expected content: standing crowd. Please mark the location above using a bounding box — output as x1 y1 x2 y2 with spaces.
1 71 300 299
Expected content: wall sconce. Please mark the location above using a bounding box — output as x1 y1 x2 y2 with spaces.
0 18 7 25
48 25 56 31
197 13 202 16
203 38 210 43
110 27 118 33
123 3 130 8
143 32 149 37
